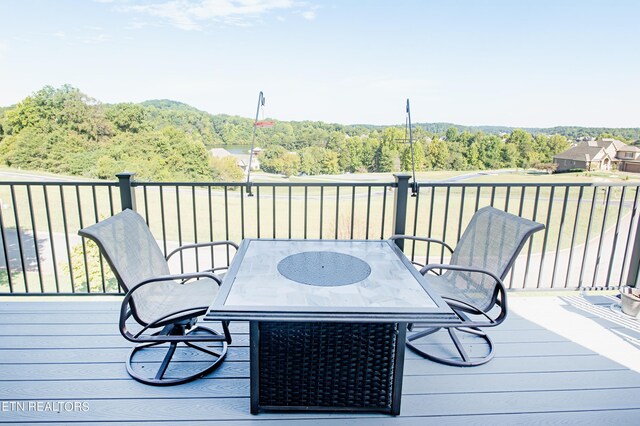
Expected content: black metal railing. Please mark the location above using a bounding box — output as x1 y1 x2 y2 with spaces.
1 173 639 294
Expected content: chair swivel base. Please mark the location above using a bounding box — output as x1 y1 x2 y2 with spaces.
406 326 495 367
126 325 228 386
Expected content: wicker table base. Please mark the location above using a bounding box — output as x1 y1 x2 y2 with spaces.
250 321 407 415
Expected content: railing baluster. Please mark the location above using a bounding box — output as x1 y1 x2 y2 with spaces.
272 186 276 239
607 187 626 285
108 186 115 215
26 186 44 292
175 186 184 272
457 186 466 243
91 185 107 293
579 187 599 289
143 186 150 225
536 186 555 289
440 186 451 263
289 186 293 239
365 186 372 240
192 186 199 272
75 186 91 292
9 185 29 292
621 187 640 287
240 185 246 240
410 188 421 262
504 186 511 212
350 187 356 240
208 186 215 267
380 185 387 239
565 186 584 288
43 186 59 293
593 186 612 286
319 186 324 240
509 186 527 289
157 187 167 256
224 186 230 264
256 186 261 238
304 186 308 240
334 186 340 240
523 186 540 288
58 186 74 293
550 186 570 289
426 186 435 261
0 200 13 293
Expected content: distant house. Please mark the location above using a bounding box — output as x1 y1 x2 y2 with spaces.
553 139 640 172
209 148 260 173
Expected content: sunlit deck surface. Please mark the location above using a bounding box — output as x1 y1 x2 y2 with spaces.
1 294 640 425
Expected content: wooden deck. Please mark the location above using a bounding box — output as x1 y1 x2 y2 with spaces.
1 295 640 425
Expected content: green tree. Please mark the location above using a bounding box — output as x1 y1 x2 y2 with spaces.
466 143 482 169
106 103 149 133
321 151 340 174
425 139 449 169
445 127 459 142
300 146 326 175
280 152 301 177
259 146 288 174
507 129 535 168
210 156 244 182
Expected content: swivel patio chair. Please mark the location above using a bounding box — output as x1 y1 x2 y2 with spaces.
79 209 238 385
391 206 544 367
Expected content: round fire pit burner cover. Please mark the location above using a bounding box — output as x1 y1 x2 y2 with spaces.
277 251 371 286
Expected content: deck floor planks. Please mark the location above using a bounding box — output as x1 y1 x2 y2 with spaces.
0 299 639 424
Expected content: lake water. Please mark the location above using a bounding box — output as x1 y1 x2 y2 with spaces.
211 144 253 155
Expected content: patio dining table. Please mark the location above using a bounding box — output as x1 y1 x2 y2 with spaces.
205 239 459 415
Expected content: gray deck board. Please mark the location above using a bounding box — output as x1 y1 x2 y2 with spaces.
1 299 639 424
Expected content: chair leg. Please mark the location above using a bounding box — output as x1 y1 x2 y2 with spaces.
406 326 495 367
154 342 178 380
126 325 228 386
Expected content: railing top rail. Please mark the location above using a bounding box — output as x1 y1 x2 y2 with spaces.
417 181 640 188
0 181 117 187
1 179 638 189
131 181 397 188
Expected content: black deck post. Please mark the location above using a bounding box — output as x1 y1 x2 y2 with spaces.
116 172 137 212
392 173 411 250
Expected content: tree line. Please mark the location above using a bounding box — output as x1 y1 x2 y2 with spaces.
0 85 635 181
258 126 572 176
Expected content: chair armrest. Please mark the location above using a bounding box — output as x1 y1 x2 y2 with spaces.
165 240 239 262
389 235 454 254
119 272 222 343
419 263 507 324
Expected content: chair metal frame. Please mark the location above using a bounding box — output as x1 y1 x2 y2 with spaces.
79 210 238 385
391 207 544 367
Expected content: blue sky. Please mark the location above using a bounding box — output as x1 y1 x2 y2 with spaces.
0 0 638 127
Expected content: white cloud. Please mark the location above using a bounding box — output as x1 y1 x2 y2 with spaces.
126 0 297 31
301 10 315 20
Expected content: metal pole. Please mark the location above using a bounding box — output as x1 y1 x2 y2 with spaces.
406 99 418 196
247 91 265 197
116 172 136 211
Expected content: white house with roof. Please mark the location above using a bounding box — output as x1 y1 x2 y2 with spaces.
209 148 260 173
553 139 640 172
